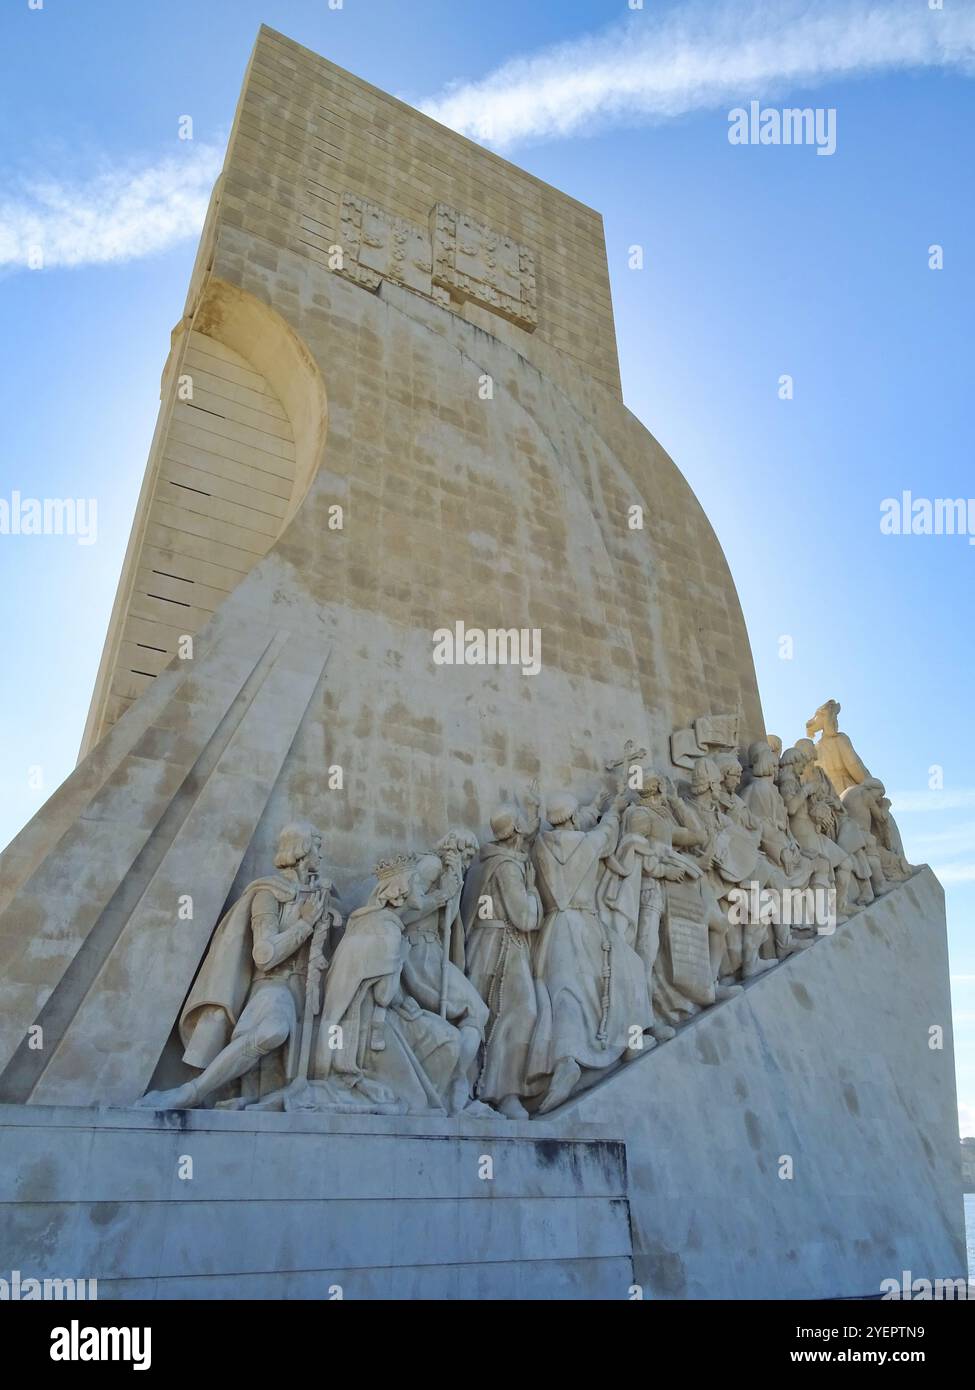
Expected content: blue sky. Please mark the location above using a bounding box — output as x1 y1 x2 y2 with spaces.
0 0 973 1132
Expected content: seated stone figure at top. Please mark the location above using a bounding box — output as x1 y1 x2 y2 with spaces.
139 822 339 1111
527 787 653 1114
806 699 871 795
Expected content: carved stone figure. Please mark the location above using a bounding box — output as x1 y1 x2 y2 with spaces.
806 699 871 794
577 787 615 830
400 831 488 1112
872 784 914 869
139 823 337 1110
465 800 544 1118
741 739 820 954
631 771 741 1018
778 746 863 920
742 742 808 877
841 778 915 887
312 855 466 1114
133 705 915 1124
718 752 814 959
599 794 695 1042
528 789 654 1114
123 691 926 1130
682 757 776 981
795 738 877 912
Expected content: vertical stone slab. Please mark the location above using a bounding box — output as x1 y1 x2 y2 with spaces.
0 627 279 1078
25 635 331 1106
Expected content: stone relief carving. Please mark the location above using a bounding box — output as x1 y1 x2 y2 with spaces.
805 698 871 794
308 852 486 1116
617 772 717 1029
671 712 740 769
400 832 489 1113
528 785 652 1113
777 744 863 922
464 793 544 1119
337 192 434 296
139 823 339 1111
138 708 918 1121
841 778 915 889
333 192 537 331
431 203 538 331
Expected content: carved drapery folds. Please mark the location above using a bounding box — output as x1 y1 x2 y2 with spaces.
139 705 916 1121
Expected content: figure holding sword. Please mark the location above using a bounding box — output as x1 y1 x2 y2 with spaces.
139 822 338 1111
290 868 342 1099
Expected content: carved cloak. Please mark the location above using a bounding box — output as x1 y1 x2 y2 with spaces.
465 842 543 1104
313 901 458 1113
528 818 653 1079
179 875 299 1070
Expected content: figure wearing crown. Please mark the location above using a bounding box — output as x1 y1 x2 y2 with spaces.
310 852 487 1114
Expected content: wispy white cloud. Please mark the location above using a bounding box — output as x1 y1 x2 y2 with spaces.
890 789 975 814
5 3 974 273
932 863 975 885
907 821 975 856
419 0 975 148
0 142 225 271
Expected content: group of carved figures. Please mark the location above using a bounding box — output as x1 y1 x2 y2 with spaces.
140 701 914 1120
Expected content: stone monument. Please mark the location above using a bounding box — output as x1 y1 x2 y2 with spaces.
0 27 965 1300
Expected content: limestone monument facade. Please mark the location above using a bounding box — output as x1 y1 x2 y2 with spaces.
0 28 965 1300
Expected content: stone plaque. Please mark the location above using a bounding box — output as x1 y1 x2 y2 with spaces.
663 881 713 1003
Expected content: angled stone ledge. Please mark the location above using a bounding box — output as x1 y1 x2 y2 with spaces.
549 867 966 1299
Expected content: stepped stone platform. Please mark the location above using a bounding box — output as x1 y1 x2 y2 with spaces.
0 1108 632 1300
1 868 964 1301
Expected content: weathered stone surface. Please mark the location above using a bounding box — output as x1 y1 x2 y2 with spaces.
549 867 967 1299
0 27 765 1107
0 871 962 1300
0 1106 632 1299
0 26 964 1301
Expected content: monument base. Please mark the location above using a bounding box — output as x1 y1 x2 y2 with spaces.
0 1106 632 1300
0 871 964 1301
